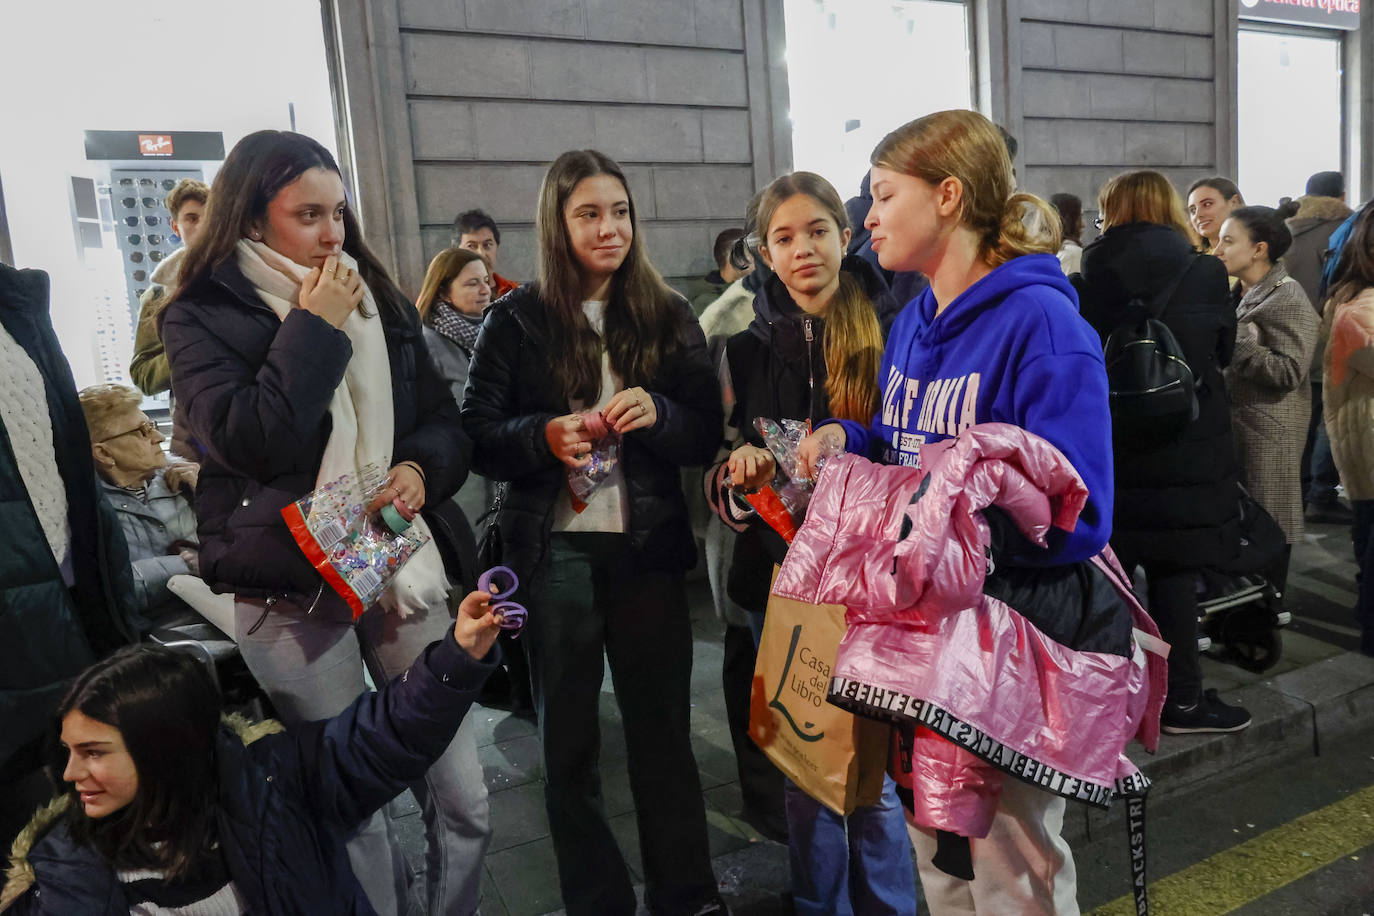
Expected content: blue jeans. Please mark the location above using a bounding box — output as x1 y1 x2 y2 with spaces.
748 611 919 914
235 591 491 916
785 776 919 915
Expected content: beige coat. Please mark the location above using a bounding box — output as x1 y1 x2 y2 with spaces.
1225 262 1319 541
1322 286 1374 501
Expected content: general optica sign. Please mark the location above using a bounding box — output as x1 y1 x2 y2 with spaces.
1240 0 1361 31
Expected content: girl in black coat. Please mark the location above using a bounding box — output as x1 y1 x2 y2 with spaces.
460 150 724 916
715 172 917 915
160 131 488 915
1075 169 1249 735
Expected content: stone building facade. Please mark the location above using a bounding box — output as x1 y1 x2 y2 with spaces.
329 0 1373 294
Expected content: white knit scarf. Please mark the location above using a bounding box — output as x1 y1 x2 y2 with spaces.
235 239 447 618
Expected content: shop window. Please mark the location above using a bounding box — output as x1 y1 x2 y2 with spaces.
0 0 338 392
1238 29 1343 208
783 0 973 196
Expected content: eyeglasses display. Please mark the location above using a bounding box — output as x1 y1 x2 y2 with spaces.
108 167 204 391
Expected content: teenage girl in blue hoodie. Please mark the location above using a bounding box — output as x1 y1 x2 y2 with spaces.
800 110 1113 914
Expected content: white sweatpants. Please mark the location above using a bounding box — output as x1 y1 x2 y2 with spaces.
907 778 1079 915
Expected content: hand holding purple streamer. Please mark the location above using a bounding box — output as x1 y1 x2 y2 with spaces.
478 566 528 637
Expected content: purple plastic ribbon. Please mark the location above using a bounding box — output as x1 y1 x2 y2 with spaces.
479 566 527 636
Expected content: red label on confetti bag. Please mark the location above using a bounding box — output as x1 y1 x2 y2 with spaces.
281 464 430 618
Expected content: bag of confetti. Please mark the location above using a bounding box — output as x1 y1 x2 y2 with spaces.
731 418 844 543
567 408 622 512
282 462 432 618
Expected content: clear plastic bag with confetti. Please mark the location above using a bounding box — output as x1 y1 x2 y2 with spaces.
567 409 623 511
282 462 431 617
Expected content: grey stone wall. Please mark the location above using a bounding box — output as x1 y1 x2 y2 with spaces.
1013 0 1231 212
338 0 790 296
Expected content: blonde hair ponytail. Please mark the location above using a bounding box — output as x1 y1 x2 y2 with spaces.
989 192 1062 267
823 273 884 423
873 109 1060 267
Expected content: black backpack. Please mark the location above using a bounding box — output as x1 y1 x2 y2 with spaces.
1102 255 1200 443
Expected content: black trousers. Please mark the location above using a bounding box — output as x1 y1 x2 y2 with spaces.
530 533 717 916
720 623 786 820
1117 555 1201 706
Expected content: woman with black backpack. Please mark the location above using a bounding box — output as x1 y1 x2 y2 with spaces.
1075 170 1250 735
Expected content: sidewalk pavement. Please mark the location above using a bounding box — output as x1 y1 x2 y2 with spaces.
392 517 1374 915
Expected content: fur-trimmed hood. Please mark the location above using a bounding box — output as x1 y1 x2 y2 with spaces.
1291 195 1353 225
0 714 284 912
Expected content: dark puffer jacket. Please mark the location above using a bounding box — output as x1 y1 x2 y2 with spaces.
1075 223 1241 568
0 634 496 915
721 257 901 611
160 259 469 600
460 286 721 599
0 265 138 776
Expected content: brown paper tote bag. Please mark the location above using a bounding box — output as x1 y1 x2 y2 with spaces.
749 573 889 816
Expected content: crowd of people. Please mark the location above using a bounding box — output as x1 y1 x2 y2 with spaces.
1 107 1372 916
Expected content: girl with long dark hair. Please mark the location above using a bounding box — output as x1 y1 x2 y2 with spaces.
461 150 724 916
0 591 501 914
159 130 489 916
717 171 916 914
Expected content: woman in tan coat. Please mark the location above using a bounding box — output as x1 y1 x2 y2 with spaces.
1321 206 1374 655
1215 206 1319 590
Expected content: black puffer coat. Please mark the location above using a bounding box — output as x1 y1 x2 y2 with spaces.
1075 223 1240 568
161 259 469 600
722 257 901 611
460 286 721 599
0 265 138 775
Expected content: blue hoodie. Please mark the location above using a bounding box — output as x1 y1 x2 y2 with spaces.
830 253 1113 565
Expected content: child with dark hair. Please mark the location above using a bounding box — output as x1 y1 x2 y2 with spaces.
0 590 501 914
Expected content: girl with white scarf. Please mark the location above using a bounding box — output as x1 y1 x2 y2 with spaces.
161 130 490 916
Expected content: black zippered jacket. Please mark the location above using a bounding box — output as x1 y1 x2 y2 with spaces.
160 259 469 600
459 285 721 599
722 257 900 611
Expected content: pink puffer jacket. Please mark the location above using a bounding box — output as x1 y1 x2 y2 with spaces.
772 423 1167 839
